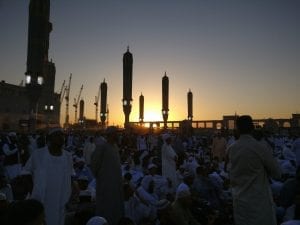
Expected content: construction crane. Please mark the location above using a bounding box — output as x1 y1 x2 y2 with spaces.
94 84 100 122
73 84 83 124
64 73 72 127
59 80 66 105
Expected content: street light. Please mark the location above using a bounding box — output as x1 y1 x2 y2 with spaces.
25 74 44 132
44 103 54 128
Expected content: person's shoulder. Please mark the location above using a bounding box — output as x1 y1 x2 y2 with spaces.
281 220 300 225
63 150 72 157
31 146 47 157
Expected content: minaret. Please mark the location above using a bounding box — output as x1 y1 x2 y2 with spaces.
122 46 133 128
100 79 108 127
25 0 56 132
139 93 144 123
26 0 51 79
162 72 169 128
187 89 193 121
79 99 84 123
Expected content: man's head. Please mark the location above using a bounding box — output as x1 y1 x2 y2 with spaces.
47 127 65 149
236 115 254 135
148 163 158 175
176 183 192 207
105 126 118 143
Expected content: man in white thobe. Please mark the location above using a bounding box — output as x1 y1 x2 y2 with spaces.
229 116 281 225
24 127 73 225
161 134 178 189
83 136 96 166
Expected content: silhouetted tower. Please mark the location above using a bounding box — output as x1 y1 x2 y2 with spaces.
25 0 56 132
162 72 169 128
122 46 133 128
187 89 193 121
139 93 144 123
26 0 51 80
79 99 84 123
100 79 108 127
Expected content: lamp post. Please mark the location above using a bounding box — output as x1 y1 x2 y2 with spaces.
44 103 54 128
25 74 43 133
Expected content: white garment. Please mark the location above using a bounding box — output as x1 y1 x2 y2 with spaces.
24 147 73 225
83 141 96 165
124 194 152 224
161 143 177 187
137 136 148 151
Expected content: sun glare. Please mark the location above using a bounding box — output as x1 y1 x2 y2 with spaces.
144 110 162 122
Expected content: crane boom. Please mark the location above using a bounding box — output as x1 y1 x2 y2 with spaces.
59 80 66 104
73 84 83 123
65 73 72 127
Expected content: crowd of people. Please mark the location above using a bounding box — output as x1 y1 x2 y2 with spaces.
0 115 299 225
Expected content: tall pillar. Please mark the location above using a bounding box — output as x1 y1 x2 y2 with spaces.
187 89 193 121
122 47 133 128
100 79 108 127
162 72 169 129
139 93 144 123
79 99 84 123
25 0 52 132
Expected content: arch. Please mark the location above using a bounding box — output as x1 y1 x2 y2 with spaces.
216 122 222 130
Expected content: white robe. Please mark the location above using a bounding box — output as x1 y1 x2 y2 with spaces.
161 143 177 188
229 135 281 225
24 147 73 225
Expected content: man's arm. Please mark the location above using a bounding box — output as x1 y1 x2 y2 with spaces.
261 143 281 179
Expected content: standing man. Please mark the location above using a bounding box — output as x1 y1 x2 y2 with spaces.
24 127 74 225
2 132 21 180
83 136 96 167
90 126 124 225
228 115 281 225
161 134 178 189
211 132 227 161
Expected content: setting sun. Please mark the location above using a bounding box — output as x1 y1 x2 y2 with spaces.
144 110 162 122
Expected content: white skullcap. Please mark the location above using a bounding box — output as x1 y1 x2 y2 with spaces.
176 183 191 199
86 216 108 225
148 163 158 170
8 132 17 137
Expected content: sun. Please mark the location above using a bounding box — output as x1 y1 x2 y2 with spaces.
144 110 162 122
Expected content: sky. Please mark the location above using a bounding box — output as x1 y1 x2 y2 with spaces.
0 0 299 126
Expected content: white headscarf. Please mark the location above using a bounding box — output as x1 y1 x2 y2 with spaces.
176 183 191 199
86 216 108 225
